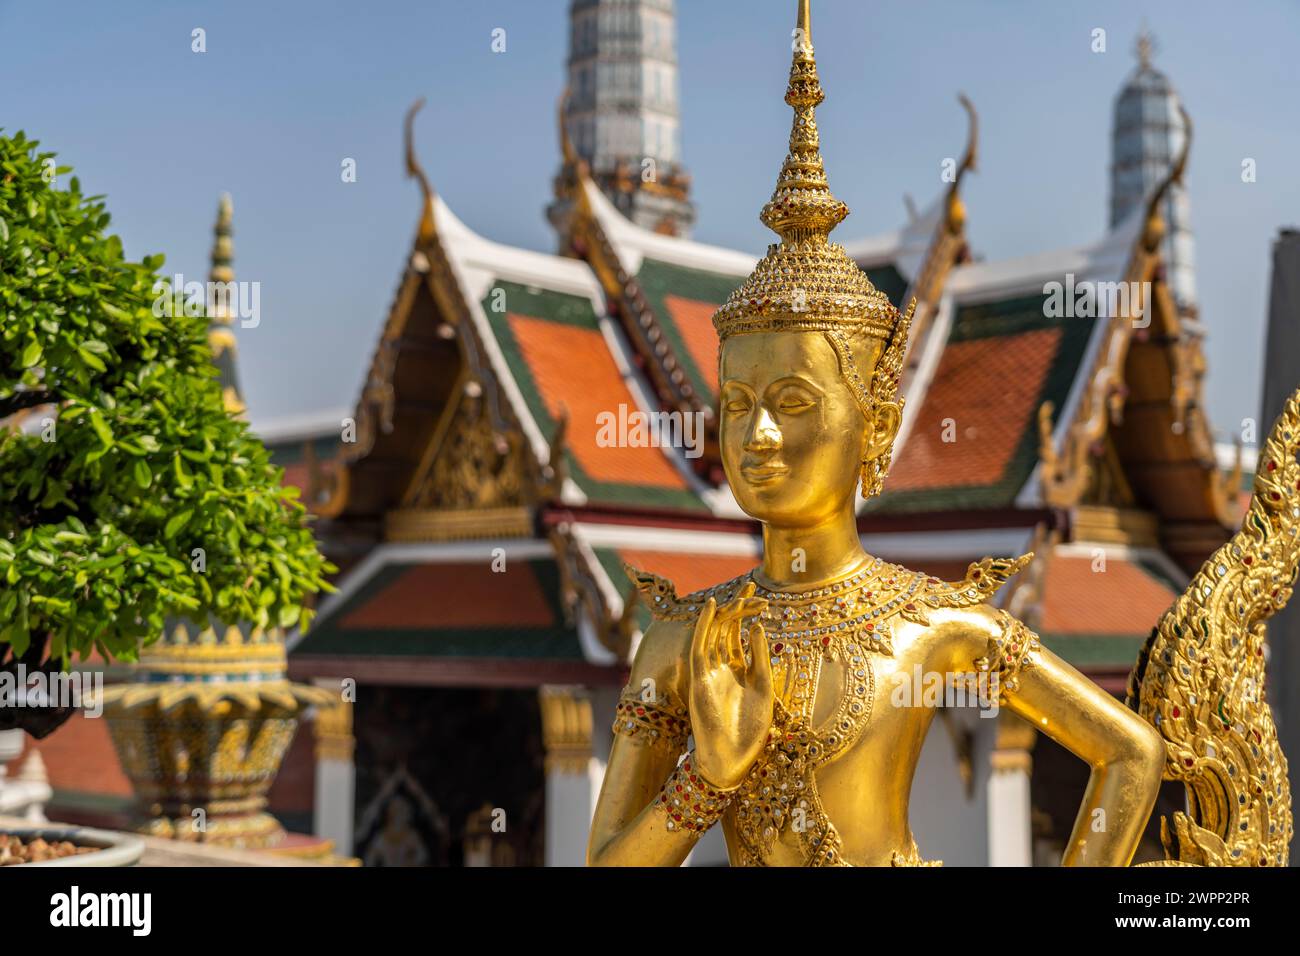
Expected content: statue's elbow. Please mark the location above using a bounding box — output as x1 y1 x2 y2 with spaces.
1129 717 1167 789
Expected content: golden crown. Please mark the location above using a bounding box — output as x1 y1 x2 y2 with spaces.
712 0 907 353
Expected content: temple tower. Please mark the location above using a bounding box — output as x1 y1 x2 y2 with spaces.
1110 29 1197 315
549 0 695 239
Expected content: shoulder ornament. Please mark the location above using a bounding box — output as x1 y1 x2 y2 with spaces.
897 553 1034 626
623 564 753 624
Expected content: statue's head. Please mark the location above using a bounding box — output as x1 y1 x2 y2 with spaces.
719 329 902 526
713 0 911 527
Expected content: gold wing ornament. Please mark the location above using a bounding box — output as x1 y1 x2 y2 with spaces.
1126 387 1300 866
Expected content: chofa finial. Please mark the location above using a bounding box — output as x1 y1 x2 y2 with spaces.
405 98 436 240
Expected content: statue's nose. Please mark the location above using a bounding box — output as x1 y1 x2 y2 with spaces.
744 406 782 453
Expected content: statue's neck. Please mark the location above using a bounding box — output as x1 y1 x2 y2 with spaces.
757 509 869 590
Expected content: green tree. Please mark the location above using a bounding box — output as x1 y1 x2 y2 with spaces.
0 131 335 736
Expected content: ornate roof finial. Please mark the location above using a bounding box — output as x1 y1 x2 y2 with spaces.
712 0 901 344
405 98 436 241
1135 24 1156 71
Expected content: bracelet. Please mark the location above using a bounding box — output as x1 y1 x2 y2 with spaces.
656 754 733 834
611 692 690 751
977 611 1041 703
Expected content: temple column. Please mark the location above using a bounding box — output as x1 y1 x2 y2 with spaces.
986 712 1036 866
0 730 50 821
312 692 355 855
538 686 599 867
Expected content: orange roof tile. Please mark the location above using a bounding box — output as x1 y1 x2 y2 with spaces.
1040 553 1177 636
509 314 688 489
664 295 721 395
889 328 1062 492
620 549 757 595
342 561 556 630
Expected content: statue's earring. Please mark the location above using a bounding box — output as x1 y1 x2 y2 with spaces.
860 449 892 500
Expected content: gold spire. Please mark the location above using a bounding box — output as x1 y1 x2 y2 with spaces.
206 193 245 415
712 0 899 342
759 0 847 242
209 193 234 287
1135 25 1155 71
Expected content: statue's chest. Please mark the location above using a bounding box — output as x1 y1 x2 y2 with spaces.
729 563 931 862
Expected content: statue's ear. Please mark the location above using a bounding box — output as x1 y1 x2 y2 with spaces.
864 401 901 462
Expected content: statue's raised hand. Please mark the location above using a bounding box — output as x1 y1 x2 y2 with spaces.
689 582 773 791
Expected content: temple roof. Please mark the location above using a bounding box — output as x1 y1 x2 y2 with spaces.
273 88 1241 689
288 542 622 686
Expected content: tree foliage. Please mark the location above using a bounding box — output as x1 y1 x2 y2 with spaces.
0 130 334 671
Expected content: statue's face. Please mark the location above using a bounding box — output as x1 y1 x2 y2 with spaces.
720 331 890 526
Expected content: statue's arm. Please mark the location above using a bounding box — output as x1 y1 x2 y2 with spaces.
587 618 711 867
948 605 1166 866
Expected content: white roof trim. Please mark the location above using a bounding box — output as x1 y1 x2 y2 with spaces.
433 194 586 475
582 178 756 278
702 482 749 518
571 522 762 557
860 527 1036 561
252 408 352 444
1052 541 1189 589
843 228 903 266
948 210 1141 305
844 190 943 274
1216 441 1253 473
1015 306 1112 509
437 195 606 310
895 290 955 456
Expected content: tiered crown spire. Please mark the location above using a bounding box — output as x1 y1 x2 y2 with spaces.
712 0 900 342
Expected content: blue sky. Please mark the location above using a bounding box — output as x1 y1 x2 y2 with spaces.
3 0 1298 440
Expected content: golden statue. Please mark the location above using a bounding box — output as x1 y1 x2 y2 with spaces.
588 0 1296 867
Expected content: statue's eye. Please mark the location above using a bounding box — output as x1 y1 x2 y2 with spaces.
778 392 815 413
723 391 752 414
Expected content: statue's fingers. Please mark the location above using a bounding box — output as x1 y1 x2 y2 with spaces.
707 614 726 671
714 595 767 628
691 598 717 677
748 623 772 693
726 615 746 673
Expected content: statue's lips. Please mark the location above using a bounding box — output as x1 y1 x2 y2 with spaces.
741 464 789 484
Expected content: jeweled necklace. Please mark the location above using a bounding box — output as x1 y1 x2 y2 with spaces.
749 555 931 669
